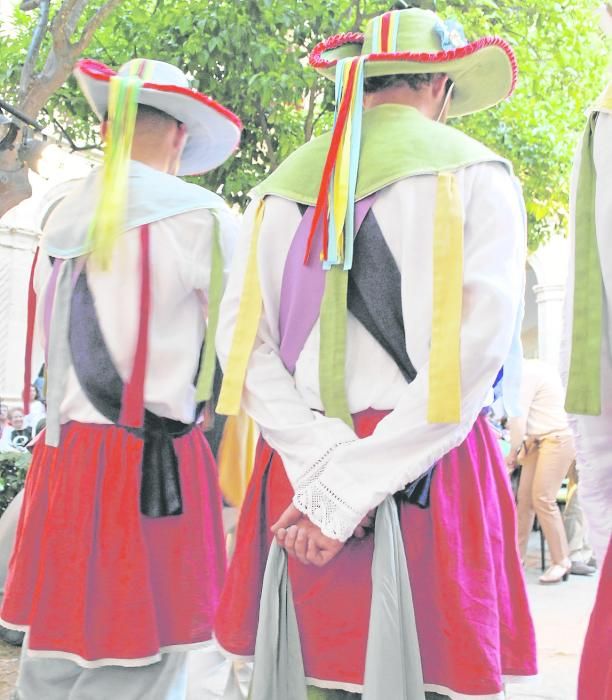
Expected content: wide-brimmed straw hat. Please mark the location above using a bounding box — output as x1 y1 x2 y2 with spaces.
309 8 517 117
74 58 242 175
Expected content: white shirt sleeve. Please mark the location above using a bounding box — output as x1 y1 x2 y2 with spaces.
172 206 239 295
216 200 358 488
293 163 527 541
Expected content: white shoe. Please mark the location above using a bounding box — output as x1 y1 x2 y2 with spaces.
539 562 570 584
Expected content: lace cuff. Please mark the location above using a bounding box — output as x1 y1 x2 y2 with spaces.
292 440 360 542
293 478 360 542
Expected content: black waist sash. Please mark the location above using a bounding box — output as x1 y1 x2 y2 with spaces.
69 269 185 518
300 203 435 508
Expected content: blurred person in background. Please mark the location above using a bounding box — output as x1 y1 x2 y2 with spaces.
0 408 32 453
24 386 45 431
0 403 8 439
507 358 575 583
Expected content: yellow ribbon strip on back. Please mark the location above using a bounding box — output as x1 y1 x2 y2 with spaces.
216 200 266 415
330 60 355 264
428 172 464 424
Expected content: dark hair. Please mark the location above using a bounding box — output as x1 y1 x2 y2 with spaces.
391 1 437 9
103 103 181 127
364 73 437 93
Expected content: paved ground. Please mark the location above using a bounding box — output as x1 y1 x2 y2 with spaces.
505 532 597 700
0 532 598 699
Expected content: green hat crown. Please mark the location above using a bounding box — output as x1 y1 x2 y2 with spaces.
361 8 467 55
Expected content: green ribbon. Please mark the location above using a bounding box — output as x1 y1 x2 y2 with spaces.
565 115 603 416
319 265 353 428
196 213 224 402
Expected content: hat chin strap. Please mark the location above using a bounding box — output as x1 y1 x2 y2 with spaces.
436 82 455 123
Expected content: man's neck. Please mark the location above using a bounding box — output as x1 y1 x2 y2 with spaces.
130 148 172 173
364 86 437 120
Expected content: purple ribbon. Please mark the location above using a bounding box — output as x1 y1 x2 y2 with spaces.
279 195 376 373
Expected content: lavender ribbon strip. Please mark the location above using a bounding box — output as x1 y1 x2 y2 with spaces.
279 195 376 373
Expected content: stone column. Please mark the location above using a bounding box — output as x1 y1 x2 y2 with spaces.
533 283 566 368
0 226 41 405
527 235 570 369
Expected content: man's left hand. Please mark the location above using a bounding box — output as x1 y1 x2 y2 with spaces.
272 504 344 567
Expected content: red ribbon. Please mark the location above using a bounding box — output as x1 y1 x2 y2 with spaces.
304 59 360 264
22 247 40 415
119 224 151 428
381 11 392 53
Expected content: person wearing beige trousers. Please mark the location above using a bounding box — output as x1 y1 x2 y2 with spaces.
508 358 574 584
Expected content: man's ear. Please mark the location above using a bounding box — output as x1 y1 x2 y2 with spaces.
431 74 449 100
173 123 188 151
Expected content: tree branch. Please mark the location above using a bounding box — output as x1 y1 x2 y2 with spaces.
49 0 81 31
18 0 51 100
257 109 278 169
303 83 320 142
19 0 122 116
75 0 123 53
43 109 101 152
66 0 91 36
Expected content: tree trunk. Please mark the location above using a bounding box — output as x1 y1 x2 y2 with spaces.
0 0 122 217
0 150 32 218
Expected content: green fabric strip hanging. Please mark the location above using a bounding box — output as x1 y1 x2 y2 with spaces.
196 212 224 402
319 266 353 428
565 115 603 416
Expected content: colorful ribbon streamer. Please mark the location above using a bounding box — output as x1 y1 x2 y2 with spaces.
88 61 153 268
319 266 353 428
565 115 603 415
428 172 464 424
217 200 266 416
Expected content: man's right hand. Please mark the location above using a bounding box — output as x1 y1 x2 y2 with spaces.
353 509 376 539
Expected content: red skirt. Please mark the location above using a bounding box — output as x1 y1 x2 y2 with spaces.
1 422 226 666
215 411 537 696
578 539 612 699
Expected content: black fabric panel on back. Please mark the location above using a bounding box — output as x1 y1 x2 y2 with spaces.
348 207 431 508
69 271 123 422
347 209 416 384
69 270 183 517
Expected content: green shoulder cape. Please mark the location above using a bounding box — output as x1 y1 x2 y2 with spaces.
252 103 510 204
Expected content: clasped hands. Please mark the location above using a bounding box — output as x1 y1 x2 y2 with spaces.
271 504 376 567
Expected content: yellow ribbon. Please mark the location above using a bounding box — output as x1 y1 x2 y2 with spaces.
330 60 356 263
218 410 258 508
216 200 266 415
428 172 464 424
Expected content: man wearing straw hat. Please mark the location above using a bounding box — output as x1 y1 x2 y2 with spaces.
215 6 536 700
0 58 242 699
563 4 612 695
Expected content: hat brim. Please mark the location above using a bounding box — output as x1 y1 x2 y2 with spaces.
310 33 518 117
74 60 242 176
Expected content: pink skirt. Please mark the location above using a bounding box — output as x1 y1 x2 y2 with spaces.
215 411 537 696
1 421 226 666
578 539 612 699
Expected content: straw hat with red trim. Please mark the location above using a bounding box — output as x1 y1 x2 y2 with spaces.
309 7 518 117
74 58 242 175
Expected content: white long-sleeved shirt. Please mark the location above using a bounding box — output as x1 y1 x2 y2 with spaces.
36 162 239 425
217 159 526 542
